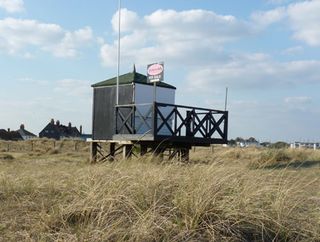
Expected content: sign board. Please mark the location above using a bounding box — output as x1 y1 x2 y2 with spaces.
147 63 164 83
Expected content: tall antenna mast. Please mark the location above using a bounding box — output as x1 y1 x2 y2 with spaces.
116 0 121 105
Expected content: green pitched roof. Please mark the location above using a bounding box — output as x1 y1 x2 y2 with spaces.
91 71 176 89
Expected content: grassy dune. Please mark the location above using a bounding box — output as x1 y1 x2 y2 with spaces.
0 141 319 241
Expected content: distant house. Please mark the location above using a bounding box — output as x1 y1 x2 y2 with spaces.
39 119 81 140
0 129 9 140
237 141 261 148
17 124 37 140
0 128 23 141
291 141 319 150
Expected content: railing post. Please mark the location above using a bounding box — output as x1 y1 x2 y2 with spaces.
186 111 192 137
192 109 196 136
174 106 178 137
223 111 229 143
205 112 210 138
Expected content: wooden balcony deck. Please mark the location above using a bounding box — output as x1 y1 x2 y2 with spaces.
113 102 228 146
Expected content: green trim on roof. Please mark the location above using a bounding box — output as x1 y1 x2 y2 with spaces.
91 72 176 90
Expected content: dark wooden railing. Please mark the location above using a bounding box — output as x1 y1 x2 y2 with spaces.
115 102 228 144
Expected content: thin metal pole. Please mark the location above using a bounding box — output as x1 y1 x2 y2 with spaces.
116 0 121 105
224 87 228 111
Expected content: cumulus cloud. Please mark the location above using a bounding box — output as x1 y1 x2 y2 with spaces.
0 18 93 57
0 0 24 13
101 8 253 67
287 0 320 46
100 6 320 95
103 1 320 69
252 0 320 46
111 8 141 33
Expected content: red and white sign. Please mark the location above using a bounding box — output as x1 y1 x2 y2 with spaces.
147 62 164 83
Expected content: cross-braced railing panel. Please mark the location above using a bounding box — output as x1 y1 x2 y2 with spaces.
115 103 154 135
115 102 228 144
154 103 228 143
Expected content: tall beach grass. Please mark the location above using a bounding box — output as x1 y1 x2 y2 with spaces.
0 145 319 241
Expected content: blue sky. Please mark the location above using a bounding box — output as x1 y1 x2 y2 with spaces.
0 0 320 142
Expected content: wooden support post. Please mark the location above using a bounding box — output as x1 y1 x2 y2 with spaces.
109 143 116 161
140 145 148 156
90 142 98 164
123 145 133 159
74 141 77 151
181 148 190 162
31 141 33 152
211 145 214 153
7 142 10 152
186 111 192 137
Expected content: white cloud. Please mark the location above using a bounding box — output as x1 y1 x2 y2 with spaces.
284 96 312 105
111 8 141 33
251 7 287 26
284 96 312 112
252 0 320 46
45 26 93 58
100 6 320 94
0 18 93 57
281 46 303 55
187 56 320 91
101 9 253 67
0 0 24 13
287 0 320 46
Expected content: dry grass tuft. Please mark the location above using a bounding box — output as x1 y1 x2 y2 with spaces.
47 148 61 155
0 153 15 162
247 148 320 169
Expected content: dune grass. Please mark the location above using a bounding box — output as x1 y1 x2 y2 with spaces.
0 143 319 241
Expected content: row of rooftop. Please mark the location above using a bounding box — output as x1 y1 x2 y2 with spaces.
0 119 91 141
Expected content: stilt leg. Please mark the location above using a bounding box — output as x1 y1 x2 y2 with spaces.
109 143 116 161
140 145 148 156
181 148 190 162
90 142 98 164
123 145 133 159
